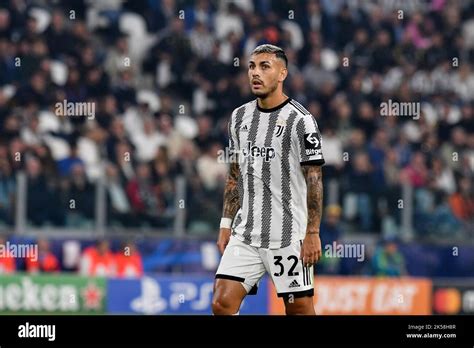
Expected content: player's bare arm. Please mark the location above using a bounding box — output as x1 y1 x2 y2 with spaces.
217 162 240 254
223 162 240 219
300 165 323 267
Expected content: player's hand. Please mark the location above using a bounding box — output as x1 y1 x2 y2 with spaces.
217 228 231 254
300 233 322 267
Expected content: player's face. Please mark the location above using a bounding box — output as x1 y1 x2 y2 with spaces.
248 53 287 98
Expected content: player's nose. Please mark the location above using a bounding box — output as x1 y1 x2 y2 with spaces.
251 69 261 77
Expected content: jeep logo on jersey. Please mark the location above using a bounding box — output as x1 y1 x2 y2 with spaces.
241 141 276 162
304 132 322 156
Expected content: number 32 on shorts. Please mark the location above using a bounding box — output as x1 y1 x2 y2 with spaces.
272 255 299 277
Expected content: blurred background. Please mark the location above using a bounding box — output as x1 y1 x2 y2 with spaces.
0 0 473 315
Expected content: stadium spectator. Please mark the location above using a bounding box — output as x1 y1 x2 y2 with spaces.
115 241 144 278
320 205 343 247
441 127 468 172
105 162 134 227
63 162 95 226
126 162 168 227
57 142 84 177
449 176 474 222
25 156 55 226
44 9 74 59
131 117 166 163
400 152 429 188
319 205 343 274
26 238 59 273
0 235 15 274
430 158 456 195
319 126 344 178
79 239 116 277
371 236 407 277
104 34 136 87
113 141 135 182
344 129 367 170
196 141 227 191
343 152 374 231
0 157 14 226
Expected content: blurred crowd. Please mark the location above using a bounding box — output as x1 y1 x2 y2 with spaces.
0 0 473 240
0 234 144 277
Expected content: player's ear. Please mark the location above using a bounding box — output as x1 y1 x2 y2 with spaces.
279 67 288 83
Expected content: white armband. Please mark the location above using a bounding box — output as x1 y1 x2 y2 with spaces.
220 217 233 229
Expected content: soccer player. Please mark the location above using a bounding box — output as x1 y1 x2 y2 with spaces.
212 44 325 315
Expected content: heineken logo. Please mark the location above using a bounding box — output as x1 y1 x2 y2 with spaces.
0 275 105 313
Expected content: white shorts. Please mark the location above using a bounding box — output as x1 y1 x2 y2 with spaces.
215 235 314 299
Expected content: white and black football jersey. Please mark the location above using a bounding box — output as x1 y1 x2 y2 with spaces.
228 98 325 249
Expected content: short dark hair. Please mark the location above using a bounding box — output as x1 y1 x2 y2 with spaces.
251 44 288 68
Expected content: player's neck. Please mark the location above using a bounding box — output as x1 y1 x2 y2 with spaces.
257 92 289 111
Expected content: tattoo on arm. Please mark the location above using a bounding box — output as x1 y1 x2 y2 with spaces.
301 165 323 234
222 162 240 219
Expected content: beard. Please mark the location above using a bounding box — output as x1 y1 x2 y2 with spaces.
251 82 278 98
252 89 269 98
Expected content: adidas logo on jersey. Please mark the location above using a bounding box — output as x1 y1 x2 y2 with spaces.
241 124 249 132
289 279 300 288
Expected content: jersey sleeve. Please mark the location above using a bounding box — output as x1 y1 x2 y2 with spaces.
228 110 238 157
294 115 325 166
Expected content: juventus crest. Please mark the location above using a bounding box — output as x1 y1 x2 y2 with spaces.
275 124 284 137
275 119 286 137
